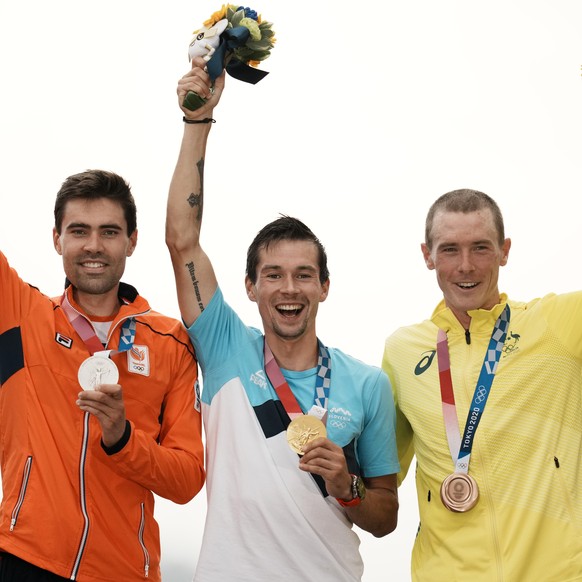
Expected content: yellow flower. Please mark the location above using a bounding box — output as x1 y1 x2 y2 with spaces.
203 4 230 28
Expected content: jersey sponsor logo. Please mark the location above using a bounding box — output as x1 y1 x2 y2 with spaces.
55 333 73 349
250 369 268 389
415 350 436 375
127 345 150 376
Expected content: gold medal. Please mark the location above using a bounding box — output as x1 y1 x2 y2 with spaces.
440 472 479 512
286 415 327 455
77 355 119 391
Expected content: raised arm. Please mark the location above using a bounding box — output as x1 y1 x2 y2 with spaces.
166 59 225 327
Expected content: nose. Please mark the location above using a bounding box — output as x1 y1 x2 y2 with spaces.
280 274 299 293
457 250 475 272
82 232 104 254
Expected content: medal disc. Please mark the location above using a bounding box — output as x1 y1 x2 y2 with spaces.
286 415 327 455
440 472 479 512
78 356 119 391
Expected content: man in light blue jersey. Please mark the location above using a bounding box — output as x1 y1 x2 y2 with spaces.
165 59 400 582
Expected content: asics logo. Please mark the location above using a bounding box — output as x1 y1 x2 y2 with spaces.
415 350 436 375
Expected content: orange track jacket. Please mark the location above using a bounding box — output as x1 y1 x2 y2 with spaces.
0 251 205 581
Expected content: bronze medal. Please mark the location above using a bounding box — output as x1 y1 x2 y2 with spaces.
440 472 479 512
78 355 119 391
286 415 327 455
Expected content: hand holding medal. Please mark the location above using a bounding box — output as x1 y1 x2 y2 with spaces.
183 4 276 111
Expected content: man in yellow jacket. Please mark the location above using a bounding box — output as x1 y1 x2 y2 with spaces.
383 188 582 581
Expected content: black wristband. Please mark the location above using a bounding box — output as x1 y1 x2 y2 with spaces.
183 116 216 124
101 420 132 455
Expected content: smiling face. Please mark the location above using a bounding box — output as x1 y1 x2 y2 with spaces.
421 208 511 328
245 239 329 345
53 198 137 314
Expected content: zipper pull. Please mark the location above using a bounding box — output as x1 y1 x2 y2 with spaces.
465 329 471 345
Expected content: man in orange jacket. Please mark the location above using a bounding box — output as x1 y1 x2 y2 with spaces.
0 170 205 581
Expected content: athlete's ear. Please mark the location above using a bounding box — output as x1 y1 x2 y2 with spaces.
500 238 511 266
319 278 330 302
126 229 138 257
53 228 62 255
421 243 435 270
245 276 257 302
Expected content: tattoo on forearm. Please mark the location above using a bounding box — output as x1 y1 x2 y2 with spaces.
185 261 205 312
186 158 205 221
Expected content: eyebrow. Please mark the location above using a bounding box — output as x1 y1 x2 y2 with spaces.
436 239 493 249
65 222 123 231
260 264 318 272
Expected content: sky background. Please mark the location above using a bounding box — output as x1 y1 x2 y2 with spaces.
1 1 581 580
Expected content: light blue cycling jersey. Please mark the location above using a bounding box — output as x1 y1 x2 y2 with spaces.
188 287 399 582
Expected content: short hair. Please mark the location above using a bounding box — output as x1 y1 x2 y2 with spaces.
54 170 137 235
425 188 505 249
246 215 329 284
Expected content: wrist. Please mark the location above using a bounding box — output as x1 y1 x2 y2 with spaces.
183 116 216 125
336 474 366 508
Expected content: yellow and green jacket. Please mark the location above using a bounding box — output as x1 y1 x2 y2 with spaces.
383 293 582 582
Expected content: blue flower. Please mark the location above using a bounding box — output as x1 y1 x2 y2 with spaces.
237 6 258 21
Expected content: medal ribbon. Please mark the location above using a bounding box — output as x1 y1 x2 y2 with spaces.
436 305 510 474
263 339 332 424
61 290 136 357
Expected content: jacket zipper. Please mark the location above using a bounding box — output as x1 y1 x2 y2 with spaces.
138 502 151 578
70 412 91 580
64 298 148 352
10 456 33 531
64 301 151 578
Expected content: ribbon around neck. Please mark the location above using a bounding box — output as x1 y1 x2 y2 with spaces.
436 304 510 474
206 26 270 84
263 339 332 425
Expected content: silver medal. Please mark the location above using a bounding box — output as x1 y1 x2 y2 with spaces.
78 355 119 390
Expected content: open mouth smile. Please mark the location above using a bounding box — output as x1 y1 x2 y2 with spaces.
276 304 303 317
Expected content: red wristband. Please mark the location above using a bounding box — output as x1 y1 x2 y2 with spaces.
336 474 365 507
336 495 362 508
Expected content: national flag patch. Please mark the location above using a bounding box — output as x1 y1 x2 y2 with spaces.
127 345 150 376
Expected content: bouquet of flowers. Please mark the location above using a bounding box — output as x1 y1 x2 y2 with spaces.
184 4 276 110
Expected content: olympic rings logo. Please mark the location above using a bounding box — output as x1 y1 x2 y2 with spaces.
329 420 347 429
